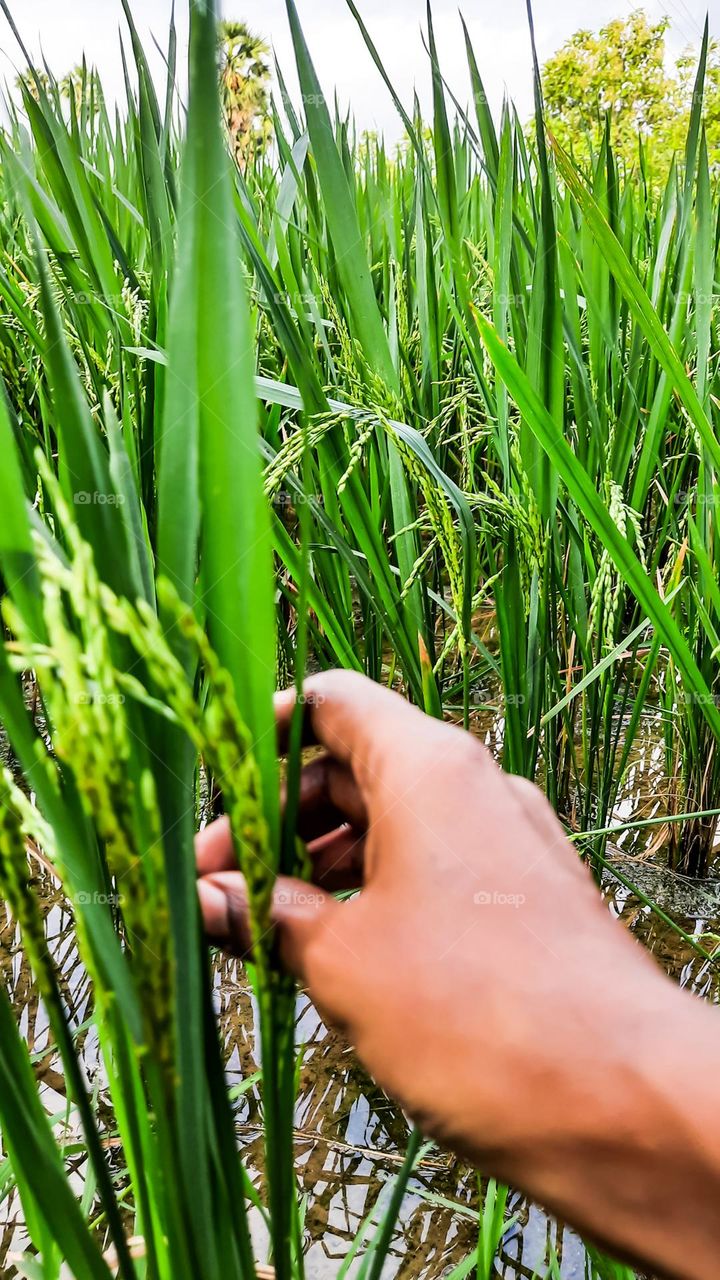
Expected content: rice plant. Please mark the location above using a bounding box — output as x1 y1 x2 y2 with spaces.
1 0 720 1274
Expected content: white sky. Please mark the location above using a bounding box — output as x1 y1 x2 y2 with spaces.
1 0 718 139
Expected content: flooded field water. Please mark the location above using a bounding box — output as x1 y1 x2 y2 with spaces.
1 698 719 1279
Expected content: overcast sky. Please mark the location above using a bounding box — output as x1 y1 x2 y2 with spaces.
1 0 718 139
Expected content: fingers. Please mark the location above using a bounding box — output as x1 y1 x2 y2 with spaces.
293 755 368 843
198 870 252 953
274 670 426 795
305 826 366 892
196 754 368 882
198 871 364 1039
196 815 235 877
197 871 340 986
196 819 365 891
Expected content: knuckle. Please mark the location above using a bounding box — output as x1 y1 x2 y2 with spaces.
508 775 544 806
441 725 495 777
305 668 363 699
509 774 560 826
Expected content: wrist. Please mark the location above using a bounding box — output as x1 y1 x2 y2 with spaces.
509 963 720 1279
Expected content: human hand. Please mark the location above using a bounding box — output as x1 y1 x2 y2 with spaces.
197 671 720 1280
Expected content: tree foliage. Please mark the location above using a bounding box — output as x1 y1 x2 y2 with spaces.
541 10 720 172
217 18 272 165
16 19 272 162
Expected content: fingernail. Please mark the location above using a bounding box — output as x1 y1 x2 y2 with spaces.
197 878 230 939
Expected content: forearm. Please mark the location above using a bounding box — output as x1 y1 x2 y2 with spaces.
494 968 720 1280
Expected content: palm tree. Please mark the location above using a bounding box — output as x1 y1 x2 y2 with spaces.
217 20 271 165
16 63 100 118
14 69 51 103
60 62 102 117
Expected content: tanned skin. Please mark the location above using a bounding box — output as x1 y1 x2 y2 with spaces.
197 670 720 1280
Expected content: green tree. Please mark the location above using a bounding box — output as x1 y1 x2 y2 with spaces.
14 69 51 103
15 62 100 117
540 11 720 172
217 19 271 165
676 42 720 167
60 63 102 117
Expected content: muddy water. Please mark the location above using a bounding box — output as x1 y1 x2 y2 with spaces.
2 853 718 1279
1 707 719 1278
0 867 599 1278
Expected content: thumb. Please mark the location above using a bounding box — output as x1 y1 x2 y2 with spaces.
197 871 341 986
